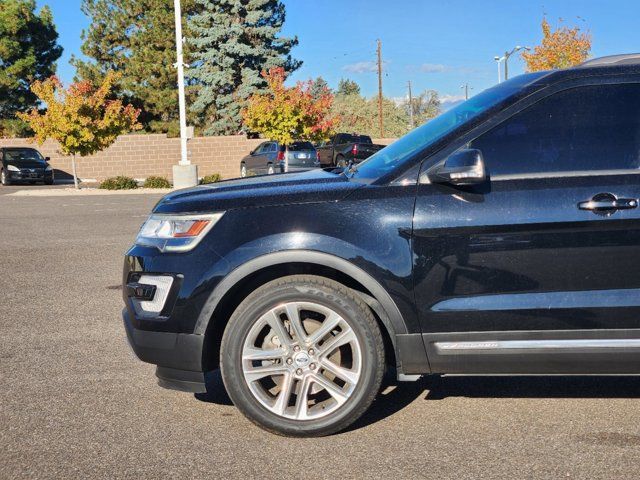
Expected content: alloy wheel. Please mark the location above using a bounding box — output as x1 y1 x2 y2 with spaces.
241 301 362 420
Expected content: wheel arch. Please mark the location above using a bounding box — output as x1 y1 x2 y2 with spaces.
196 251 408 372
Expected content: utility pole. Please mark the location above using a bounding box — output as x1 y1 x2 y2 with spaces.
172 0 198 188
377 39 384 138
407 80 414 129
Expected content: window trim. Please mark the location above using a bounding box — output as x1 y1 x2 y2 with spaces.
419 75 640 184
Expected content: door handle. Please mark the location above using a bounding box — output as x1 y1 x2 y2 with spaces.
578 193 638 213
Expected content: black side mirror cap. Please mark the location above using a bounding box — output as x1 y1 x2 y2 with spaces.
431 148 487 186
45 156 51 161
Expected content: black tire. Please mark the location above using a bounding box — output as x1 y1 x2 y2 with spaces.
45 178 54 185
220 275 385 437
335 156 347 168
0 169 10 186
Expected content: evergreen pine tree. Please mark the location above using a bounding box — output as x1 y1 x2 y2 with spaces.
0 0 62 134
73 0 196 133
189 0 301 135
309 77 330 101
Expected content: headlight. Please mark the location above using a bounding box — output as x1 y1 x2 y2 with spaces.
45 165 52 172
135 213 224 252
7 165 20 172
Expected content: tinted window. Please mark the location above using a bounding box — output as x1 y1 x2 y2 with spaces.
340 134 372 144
287 141 315 151
470 83 640 176
5 148 43 162
351 71 549 181
254 143 267 154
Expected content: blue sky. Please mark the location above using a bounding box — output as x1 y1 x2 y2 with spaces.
38 0 640 106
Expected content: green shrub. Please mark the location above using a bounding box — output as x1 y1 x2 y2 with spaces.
99 176 139 190
143 176 171 189
200 173 222 184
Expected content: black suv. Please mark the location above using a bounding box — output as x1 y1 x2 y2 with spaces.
1 147 54 186
123 54 640 437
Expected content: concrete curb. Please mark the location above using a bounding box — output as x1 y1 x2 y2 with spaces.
8 187 173 197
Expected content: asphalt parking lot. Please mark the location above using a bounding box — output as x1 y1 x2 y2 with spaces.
1 186 640 479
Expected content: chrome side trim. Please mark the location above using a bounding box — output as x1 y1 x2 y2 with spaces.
431 288 640 312
435 339 640 353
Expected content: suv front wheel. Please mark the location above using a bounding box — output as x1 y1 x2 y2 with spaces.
220 275 385 437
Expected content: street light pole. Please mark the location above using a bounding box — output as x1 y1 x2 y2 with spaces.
502 45 530 81
460 83 472 100
172 0 198 188
174 0 188 166
494 55 505 84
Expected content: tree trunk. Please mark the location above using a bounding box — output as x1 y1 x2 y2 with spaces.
71 154 79 189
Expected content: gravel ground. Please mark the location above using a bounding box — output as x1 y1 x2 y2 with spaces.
1 188 639 479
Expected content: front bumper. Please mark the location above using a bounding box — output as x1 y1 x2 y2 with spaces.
9 170 53 181
123 308 206 392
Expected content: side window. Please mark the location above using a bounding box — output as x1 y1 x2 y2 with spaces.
254 143 265 154
269 143 277 153
470 83 640 177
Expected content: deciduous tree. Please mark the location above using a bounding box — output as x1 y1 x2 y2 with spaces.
243 67 336 146
522 17 591 72
0 0 62 133
18 73 142 188
189 0 301 135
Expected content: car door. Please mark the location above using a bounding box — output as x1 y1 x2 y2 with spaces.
247 142 266 173
413 78 640 374
318 136 336 166
264 142 277 171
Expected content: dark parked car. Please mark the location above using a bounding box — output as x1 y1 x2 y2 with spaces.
1 147 54 186
316 133 385 167
240 141 318 177
124 54 640 437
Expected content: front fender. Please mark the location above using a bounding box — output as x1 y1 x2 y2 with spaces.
193 248 408 339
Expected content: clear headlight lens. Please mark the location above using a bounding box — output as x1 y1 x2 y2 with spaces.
7 165 20 172
136 213 224 252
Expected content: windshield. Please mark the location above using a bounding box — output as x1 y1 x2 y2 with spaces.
351 72 549 180
4 148 44 163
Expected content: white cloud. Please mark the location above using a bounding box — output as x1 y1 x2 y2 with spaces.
342 61 378 73
439 94 466 111
419 63 448 73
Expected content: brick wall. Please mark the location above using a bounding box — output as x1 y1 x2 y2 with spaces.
0 134 397 182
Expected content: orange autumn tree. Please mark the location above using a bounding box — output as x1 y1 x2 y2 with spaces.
522 17 592 72
18 72 141 188
243 67 337 147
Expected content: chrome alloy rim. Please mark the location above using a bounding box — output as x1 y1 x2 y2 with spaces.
241 301 362 420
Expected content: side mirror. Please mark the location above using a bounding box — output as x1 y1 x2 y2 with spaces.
45 156 50 161
249 150 255 155
432 148 486 185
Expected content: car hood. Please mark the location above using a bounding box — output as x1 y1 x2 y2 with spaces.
153 169 361 214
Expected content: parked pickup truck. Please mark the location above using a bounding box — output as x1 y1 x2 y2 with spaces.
316 133 385 167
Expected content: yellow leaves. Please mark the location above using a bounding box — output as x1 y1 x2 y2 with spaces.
522 17 592 72
17 72 142 157
243 67 337 145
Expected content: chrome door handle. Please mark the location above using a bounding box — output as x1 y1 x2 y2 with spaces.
578 193 638 213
